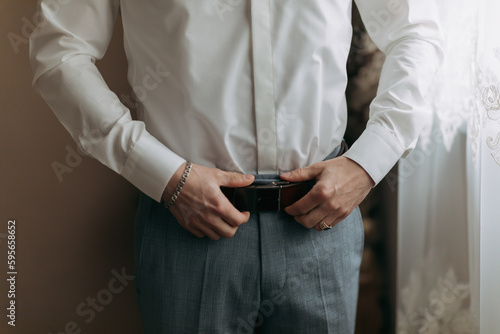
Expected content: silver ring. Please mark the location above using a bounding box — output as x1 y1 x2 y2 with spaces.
319 221 332 230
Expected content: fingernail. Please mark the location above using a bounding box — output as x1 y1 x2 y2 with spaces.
281 172 290 177
244 174 254 180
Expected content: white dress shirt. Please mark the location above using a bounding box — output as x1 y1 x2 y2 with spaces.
30 0 443 202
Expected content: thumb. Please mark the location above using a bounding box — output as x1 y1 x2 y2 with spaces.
280 164 322 182
219 171 255 188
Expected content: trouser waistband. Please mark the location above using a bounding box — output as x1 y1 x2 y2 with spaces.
252 139 347 184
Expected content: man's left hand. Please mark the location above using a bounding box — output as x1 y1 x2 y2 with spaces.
280 156 375 231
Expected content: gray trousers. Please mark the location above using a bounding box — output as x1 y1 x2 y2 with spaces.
133 186 364 333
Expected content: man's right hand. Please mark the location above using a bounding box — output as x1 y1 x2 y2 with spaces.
162 163 255 240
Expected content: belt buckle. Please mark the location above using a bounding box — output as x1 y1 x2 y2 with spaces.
256 181 289 211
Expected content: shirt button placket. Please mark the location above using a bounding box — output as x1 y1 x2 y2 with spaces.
250 0 277 174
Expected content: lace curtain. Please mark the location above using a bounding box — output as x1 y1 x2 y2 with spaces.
396 0 500 333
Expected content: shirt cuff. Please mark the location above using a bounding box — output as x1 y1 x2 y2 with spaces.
121 133 186 202
342 124 405 186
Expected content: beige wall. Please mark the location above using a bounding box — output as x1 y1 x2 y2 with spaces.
0 2 143 333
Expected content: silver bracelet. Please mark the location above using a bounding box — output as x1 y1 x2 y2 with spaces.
163 161 193 209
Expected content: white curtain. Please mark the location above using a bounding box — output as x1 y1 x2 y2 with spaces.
396 0 500 333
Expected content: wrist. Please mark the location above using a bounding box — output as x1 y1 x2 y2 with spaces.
162 161 191 205
342 156 375 188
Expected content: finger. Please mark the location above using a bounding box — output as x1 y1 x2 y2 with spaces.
218 171 255 188
192 212 238 240
213 192 252 227
285 180 337 217
294 207 329 229
196 223 222 241
210 217 239 239
280 163 323 183
223 210 251 227
284 190 320 217
320 206 353 230
184 225 206 238
329 213 349 229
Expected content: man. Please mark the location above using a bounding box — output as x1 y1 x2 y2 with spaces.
30 0 443 333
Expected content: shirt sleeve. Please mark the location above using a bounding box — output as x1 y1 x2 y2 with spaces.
343 0 444 185
29 0 186 202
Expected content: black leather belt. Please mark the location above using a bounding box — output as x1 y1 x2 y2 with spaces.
221 140 348 212
221 180 315 212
